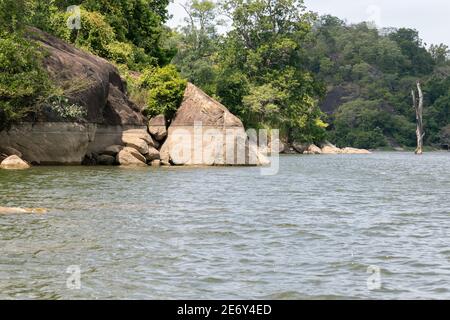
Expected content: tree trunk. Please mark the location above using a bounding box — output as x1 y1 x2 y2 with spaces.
412 81 425 155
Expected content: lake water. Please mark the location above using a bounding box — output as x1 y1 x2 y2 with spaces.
0 152 449 299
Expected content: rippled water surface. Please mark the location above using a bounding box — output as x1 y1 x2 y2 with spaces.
1 152 449 299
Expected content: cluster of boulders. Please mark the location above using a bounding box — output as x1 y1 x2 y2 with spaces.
93 118 167 167
91 83 269 167
281 141 371 155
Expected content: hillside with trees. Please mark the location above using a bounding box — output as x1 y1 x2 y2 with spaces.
1 0 449 149
173 0 450 149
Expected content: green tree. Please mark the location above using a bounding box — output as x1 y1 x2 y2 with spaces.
172 0 221 96
139 65 187 119
388 28 434 75
429 44 450 65
217 0 327 142
0 33 53 130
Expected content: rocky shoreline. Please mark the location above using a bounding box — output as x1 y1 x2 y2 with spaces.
0 29 369 171
278 141 371 155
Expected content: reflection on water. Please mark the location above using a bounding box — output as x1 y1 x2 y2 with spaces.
0 152 449 299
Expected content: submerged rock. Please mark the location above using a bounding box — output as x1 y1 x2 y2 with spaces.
0 207 47 215
0 155 31 170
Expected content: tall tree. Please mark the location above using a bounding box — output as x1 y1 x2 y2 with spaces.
217 0 327 142
172 0 221 95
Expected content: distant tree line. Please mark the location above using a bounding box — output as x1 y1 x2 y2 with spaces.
173 1 450 148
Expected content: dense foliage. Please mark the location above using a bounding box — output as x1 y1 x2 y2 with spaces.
174 0 327 143
0 0 53 130
305 16 450 148
1 0 449 148
174 1 450 147
139 65 187 119
0 0 179 128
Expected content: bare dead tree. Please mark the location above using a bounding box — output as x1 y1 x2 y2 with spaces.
412 81 425 155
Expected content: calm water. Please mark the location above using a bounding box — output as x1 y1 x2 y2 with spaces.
0 152 449 299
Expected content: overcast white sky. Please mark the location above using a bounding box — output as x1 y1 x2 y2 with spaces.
167 0 450 46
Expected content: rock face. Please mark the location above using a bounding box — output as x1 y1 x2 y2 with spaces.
0 28 147 165
122 136 149 155
29 28 146 126
0 155 31 170
160 83 269 166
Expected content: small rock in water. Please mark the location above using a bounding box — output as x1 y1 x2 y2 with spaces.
0 155 30 170
0 207 47 215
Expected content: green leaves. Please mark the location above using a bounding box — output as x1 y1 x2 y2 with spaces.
139 65 187 119
0 33 53 129
214 0 327 142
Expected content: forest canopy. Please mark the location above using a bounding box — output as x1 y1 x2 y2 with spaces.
173 0 450 147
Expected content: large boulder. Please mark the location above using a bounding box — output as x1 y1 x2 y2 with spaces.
303 144 322 154
145 147 160 162
0 155 31 170
321 142 343 154
341 147 371 154
148 115 167 141
122 136 149 155
28 28 146 126
160 83 269 166
116 148 147 166
319 142 371 154
0 28 147 164
292 142 309 154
